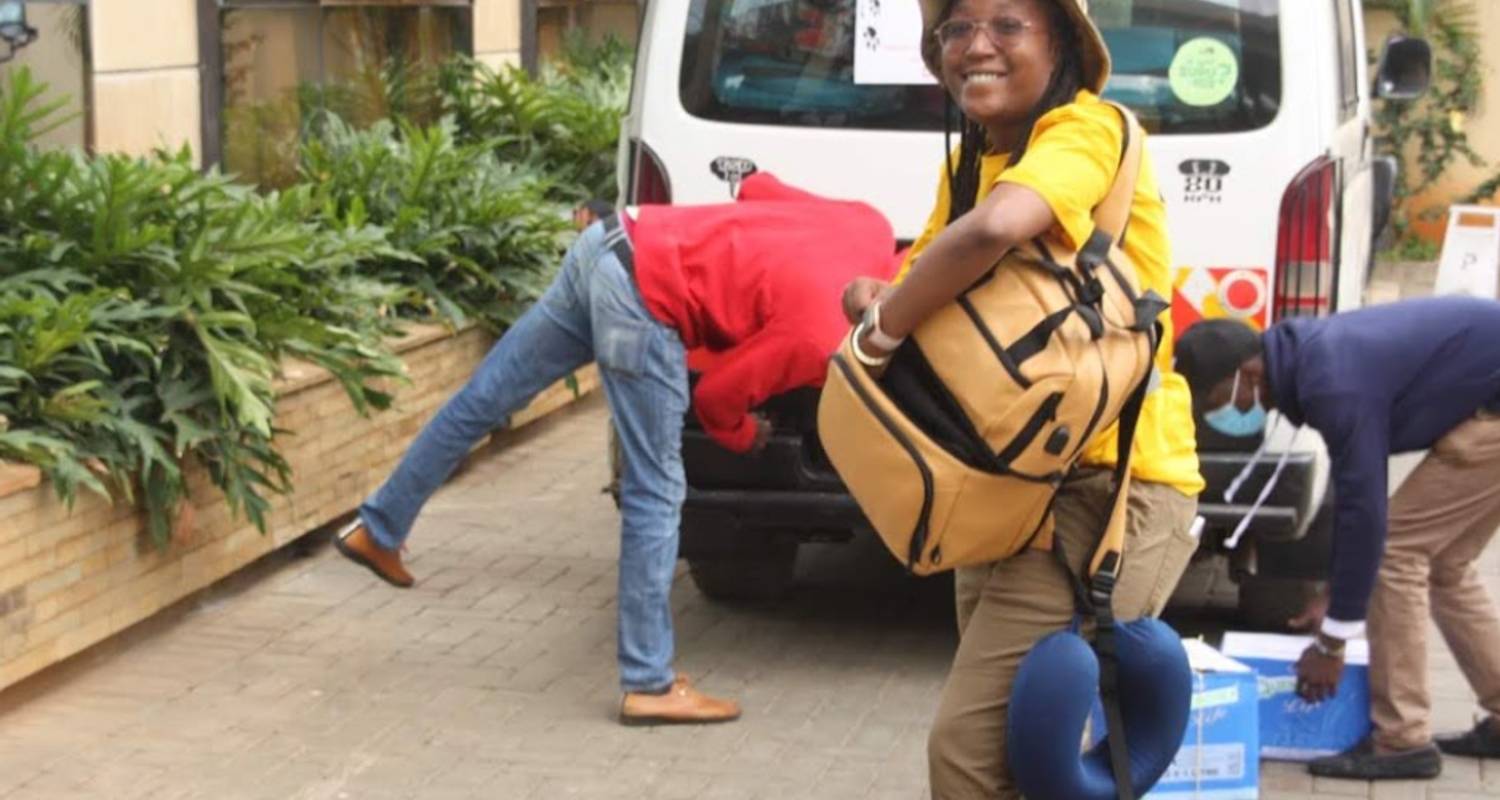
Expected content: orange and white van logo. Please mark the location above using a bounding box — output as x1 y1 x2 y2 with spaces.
1173 267 1269 337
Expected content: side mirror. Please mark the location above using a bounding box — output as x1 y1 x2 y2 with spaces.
1373 35 1433 101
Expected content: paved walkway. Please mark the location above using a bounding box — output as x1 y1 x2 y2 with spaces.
0 392 1496 799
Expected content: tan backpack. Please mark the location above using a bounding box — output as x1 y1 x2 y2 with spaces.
817 102 1167 586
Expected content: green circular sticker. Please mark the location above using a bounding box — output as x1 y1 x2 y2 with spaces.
1169 37 1239 107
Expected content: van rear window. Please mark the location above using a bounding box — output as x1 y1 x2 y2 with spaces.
678 0 1282 135
1097 0 1282 133
678 0 947 130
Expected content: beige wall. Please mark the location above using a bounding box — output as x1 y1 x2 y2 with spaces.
91 0 198 72
89 0 202 162
65 1 520 166
475 0 522 61
0 4 90 151
1367 6 1500 242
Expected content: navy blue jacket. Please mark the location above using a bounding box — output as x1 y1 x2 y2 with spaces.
1264 297 1500 625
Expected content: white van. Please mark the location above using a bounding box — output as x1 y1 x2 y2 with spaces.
618 0 1430 620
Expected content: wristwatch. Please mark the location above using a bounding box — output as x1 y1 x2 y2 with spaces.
1312 634 1346 659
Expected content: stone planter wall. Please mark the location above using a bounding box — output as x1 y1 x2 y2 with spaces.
0 325 598 690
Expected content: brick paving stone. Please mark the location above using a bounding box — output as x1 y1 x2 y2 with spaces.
1315 775 1380 796
0 391 1495 799
1432 757 1485 792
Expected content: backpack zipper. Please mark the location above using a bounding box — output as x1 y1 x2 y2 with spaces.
832 354 935 570
995 392 1064 468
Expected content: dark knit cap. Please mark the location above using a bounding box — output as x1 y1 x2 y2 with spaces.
1175 319 1264 407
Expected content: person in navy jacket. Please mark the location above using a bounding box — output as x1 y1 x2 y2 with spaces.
1177 296 1500 781
332 173 898 726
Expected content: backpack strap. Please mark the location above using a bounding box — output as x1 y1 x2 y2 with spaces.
1101 320 1162 800
1041 102 1154 800
1073 103 1146 325
1089 354 1148 581
1092 102 1145 246
1080 103 1153 584
1051 320 1162 800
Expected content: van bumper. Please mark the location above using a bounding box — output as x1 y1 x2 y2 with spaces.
680 429 1322 563
679 427 865 558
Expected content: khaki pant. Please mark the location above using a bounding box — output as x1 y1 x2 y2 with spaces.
1370 411 1500 751
930 469 1200 799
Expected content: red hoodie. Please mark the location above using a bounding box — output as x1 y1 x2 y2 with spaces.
626 174 897 452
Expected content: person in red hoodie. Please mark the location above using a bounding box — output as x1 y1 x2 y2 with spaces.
332 173 896 724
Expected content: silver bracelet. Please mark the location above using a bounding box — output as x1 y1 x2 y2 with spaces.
862 302 906 352
849 324 891 367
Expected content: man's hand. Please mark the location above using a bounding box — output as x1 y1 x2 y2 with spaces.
1296 637 1346 703
1288 582 1330 631
842 277 892 324
749 414 773 454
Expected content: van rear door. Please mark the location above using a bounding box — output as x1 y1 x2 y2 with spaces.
629 0 1312 284
1330 0 1376 313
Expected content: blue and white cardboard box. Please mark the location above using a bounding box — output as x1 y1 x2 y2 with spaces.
1147 639 1260 799
1222 632 1372 762
1090 639 1260 799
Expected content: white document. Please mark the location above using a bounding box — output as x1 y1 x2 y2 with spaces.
1434 205 1500 299
854 0 938 85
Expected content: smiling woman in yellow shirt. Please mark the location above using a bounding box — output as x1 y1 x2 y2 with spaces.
839 0 1204 796
897 90 1203 499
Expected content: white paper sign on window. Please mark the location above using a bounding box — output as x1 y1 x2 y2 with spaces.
854 0 937 85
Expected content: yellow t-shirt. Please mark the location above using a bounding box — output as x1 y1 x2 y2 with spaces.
897 91 1204 497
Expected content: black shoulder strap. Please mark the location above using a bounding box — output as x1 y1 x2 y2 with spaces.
1053 321 1164 800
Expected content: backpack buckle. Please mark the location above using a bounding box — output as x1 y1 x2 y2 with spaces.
1080 276 1105 306
1090 558 1120 608
1090 576 1116 608
1078 230 1114 274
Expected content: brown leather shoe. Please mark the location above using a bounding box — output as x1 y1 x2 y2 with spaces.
333 520 414 588
619 675 741 726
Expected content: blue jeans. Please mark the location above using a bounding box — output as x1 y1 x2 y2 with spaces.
359 221 689 693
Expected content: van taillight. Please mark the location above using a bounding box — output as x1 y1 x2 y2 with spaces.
627 139 672 205
1273 157 1339 320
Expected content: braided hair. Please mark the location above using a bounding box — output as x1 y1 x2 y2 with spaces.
942 1 1087 224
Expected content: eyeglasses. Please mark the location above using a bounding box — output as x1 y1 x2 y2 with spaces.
934 17 1035 51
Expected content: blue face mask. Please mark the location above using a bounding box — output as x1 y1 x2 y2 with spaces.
1204 370 1267 438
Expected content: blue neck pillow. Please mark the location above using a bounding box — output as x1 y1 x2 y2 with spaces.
1008 617 1192 800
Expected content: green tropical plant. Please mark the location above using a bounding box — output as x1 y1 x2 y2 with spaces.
440 35 633 204
1 68 407 544
551 31 636 93
300 112 571 332
222 94 306 191
2 52 596 543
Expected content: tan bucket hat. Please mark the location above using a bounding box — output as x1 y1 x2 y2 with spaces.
918 0 1112 94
